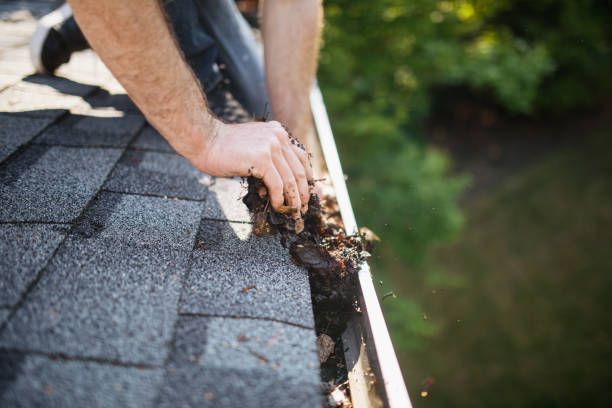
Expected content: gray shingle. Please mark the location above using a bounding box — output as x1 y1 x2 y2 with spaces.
0 239 189 364
34 124 130 148
20 75 97 97
0 77 94 118
74 191 203 249
0 193 203 364
0 223 69 307
0 113 53 162
0 145 122 222
202 177 251 221
104 150 209 200
181 233 315 328
0 309 8 325
0 352 163 407
85 92 139 113
194 219 281 255
130 125 173 152
157 316 321 408
35 114 144 147
74 114 144 137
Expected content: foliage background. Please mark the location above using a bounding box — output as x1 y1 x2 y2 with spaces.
317 0 611 405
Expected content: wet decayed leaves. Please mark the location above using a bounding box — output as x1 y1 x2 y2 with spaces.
243 176 377 407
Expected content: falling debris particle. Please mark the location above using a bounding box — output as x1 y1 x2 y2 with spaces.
420 376 435 398
250 351 269 365
204 392 214 401
382 291 397 301
317 334 336 364
358 227 380 251
241 284 257 294
237 334 248 342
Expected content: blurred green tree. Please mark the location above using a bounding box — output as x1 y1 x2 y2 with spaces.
317 0 611 353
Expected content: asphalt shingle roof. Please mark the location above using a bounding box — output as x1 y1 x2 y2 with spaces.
0 113 54 161
0 352 163 407
104 150 210 200
0 3 321 406
131 125 175 153
0 223 68 307
156 316 320 407
0 144 123 222
36 112 145 147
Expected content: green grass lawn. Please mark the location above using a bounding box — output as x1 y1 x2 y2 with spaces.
387 126 612 406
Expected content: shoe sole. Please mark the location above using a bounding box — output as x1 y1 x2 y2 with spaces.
30 3 73 74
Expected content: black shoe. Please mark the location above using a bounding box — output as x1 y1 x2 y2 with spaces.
30 3 89 74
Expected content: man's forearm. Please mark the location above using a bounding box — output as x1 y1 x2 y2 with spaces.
68 0 214 163
262 0 323 142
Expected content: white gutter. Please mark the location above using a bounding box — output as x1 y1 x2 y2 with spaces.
310 84 413 408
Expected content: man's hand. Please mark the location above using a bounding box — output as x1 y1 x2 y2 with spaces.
194 120 313 216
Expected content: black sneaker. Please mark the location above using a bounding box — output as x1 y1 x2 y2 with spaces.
30 3 89 74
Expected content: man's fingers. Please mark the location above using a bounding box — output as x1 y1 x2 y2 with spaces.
283 146 310 214
290 143 314 184
262 165 284 210
257 121 312 215
272 154 302 217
